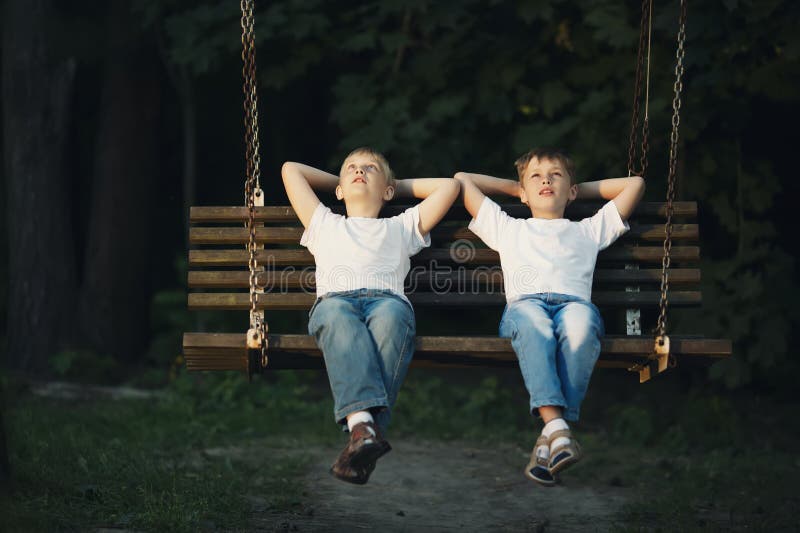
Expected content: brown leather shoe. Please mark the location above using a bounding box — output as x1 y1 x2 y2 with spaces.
329 422 391 485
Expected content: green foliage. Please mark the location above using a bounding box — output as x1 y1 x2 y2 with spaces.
392 373 527 441
608 405 654 446
49 349 120 382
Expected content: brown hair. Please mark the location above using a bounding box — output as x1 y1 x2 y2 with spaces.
514 147 576 183
341 147 395 187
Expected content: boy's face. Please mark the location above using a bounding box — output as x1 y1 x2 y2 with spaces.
518 156 578 218
336 153 394 205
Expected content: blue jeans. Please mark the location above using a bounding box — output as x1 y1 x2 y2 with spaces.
499 293 604 422
307 289 416 434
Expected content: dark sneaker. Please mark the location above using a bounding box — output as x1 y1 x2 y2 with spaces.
329 422 391 485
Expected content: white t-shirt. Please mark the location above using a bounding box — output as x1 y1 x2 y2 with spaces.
300 203 431 301
468 197 629 303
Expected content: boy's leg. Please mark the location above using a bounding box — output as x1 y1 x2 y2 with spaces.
537 300 601 476
308 295 392 484
499 298 566 416
552 300 604 422
307 296 389 426
363 295 416 434
501 298 565 486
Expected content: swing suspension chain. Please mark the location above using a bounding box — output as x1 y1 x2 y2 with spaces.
627 0 653 179
242 0 258 325
655 0 687 340
241 0 268 361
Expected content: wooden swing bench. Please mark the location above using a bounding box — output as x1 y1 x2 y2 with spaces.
182 199 732 382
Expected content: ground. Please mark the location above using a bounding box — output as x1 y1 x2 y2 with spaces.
246 439 630 532
3 377 798 532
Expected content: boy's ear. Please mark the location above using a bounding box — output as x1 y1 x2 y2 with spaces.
519 186 529 205
383 185 395 202
567 183 578 205
335 184 344 200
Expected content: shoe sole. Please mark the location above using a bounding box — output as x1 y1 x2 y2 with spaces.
329 441 392 485
524 465 558 487
350 440 392 469
548 450 581 476
329 466 369 485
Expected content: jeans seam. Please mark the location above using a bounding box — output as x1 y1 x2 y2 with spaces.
389 320 413 400
505 316 535 393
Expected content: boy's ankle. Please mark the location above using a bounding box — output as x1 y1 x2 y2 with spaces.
542 418 570 452
346 410 374 432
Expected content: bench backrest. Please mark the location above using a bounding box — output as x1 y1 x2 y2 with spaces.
187 201 700 337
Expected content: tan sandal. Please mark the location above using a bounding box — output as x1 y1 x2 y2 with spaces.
524 434 557 486
547 428 582 475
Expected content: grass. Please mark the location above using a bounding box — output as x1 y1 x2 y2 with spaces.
1 372 330 532
2 368 799 531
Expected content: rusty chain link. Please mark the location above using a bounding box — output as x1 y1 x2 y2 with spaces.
241 0 268 368
628 0 686 379
627 0 652 179
655 0 686 342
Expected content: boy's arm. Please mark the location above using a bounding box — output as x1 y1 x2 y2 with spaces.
281 162 339 227
575 176 645 221
453 172 521 218
394 178 461 235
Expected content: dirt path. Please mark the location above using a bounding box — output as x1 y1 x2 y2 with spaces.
252 440 630 532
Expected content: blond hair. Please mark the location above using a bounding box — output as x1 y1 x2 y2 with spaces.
341 147 395 187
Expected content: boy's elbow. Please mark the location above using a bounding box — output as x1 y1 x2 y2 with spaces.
453 172 468 182
634 176 645 196
448 178 462 199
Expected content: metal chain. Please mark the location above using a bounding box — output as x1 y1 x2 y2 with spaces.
627 0 652 178
655 0 687 339
242 0 258 328
241 0 267 368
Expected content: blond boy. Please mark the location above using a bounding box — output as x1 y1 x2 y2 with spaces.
282 148 459 484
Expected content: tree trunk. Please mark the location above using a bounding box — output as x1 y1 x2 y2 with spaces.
180 71 196 250
78 4 161 364
0 381 9 487
2 0 77 372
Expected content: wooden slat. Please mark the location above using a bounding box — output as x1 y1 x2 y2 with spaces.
188 268 701 289
187 291 701 311
190 223 699 245
190 202 698 223
183 333 732 362
188 246 700 267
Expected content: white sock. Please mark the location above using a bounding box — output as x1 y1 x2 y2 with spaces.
346 410 374 432
535 440 550 461
542 418 570 453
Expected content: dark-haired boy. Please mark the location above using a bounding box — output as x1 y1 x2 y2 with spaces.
455 148 644 486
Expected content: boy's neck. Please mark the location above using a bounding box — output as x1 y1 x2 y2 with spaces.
344 199 382 218
529 206 566 220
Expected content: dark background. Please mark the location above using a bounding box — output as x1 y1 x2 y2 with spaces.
2 0 798 390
